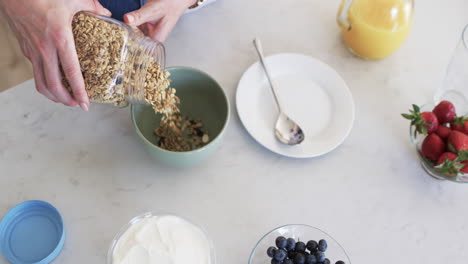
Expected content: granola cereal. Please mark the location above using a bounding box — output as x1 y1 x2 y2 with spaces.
143 61 179 117
154 114 210 152
63 12 179 116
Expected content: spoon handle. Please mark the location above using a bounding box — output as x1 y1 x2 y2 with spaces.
253 38 283 113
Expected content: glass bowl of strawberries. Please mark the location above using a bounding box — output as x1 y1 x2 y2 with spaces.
404 100 468 182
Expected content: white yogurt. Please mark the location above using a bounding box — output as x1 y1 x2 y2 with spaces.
112 215 212 264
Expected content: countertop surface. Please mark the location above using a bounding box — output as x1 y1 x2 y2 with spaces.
1 0 468 263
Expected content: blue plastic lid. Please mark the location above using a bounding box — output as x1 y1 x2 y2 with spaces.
0 200 65 264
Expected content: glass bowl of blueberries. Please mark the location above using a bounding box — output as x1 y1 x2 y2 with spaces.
248 224 350 264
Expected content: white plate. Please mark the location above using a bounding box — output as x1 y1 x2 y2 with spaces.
236 53 355 158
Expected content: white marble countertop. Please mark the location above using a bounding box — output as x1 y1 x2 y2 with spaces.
1 0 468 263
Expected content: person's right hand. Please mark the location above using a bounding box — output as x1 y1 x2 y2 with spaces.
0 0 111 111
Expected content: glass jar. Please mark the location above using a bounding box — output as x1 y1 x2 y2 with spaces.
337 0 414 59
68 11 166 107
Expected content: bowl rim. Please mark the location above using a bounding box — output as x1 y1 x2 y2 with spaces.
106 211 216 264
248 224 351 264
131 66 230 154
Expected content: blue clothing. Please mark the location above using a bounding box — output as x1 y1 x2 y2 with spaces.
98 0 147 21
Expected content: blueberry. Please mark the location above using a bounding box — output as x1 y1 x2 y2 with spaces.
288 250 297 259
318 240 327 252
276 236 288 249
295 241 306 253
286 238 296 251
323 259 330 264
271 259 282 264
315 251 325 263
335 261 345 264
284 260 294 264
195 128 204 137
274 249 288 261
267 247 277 258
306 240 318 252
294 253 306 264
305 254 317 264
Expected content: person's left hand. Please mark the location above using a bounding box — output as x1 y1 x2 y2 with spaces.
123 0 194 42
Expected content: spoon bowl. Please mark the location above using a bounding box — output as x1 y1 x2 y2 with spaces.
275 112 305 145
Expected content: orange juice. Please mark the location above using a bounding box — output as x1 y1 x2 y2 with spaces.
339 0 413 59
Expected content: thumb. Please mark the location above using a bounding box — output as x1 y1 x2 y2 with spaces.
93 1 112 17
124 2 163 26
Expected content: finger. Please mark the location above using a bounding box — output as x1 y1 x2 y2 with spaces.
138 24 149 36
147 17 177 42
31 56 59 102
20 41 31 60
57 28 89 111
93 1 112 16
124 2 164 26
41 49 78 107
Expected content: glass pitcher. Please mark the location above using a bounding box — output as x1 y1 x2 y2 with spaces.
337 0 414 59
435 24 468 115
411 25 468 183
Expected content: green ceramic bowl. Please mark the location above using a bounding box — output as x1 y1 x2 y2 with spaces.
131 67 230 167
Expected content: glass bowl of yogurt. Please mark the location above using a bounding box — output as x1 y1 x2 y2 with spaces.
107 212 215 264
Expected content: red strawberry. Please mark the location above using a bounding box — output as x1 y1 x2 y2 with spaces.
402 104 439 136
435 125 451 140
461 161 468 174
421 133 446 161
436 152 458 165
434 152 464 176
433 100 456 123
447 131 468 160
420 112 439 134
450 116 468 135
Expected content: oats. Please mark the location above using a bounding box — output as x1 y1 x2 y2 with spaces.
62 12 179 117
154 114 210 152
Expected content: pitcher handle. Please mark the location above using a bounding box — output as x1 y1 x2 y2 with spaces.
337 0 353 30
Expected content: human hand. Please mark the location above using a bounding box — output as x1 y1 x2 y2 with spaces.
0 0 111 111
123 0 195 42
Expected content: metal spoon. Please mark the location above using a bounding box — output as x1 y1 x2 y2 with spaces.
253 38 305 145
